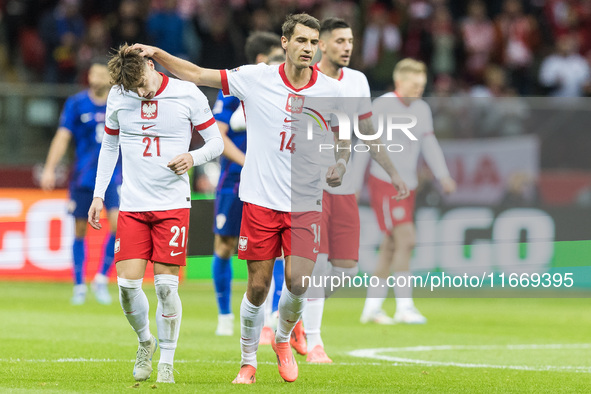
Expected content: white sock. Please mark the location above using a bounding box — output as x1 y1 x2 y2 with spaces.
303 298 325 349
306 253 329 298
240 293 264 368
263 277 275 326
155 274 181 367
275 285 304 343
325 265 359 298
362 278 389 316
117 277 151 343
93 272 108 284
393 271 414 310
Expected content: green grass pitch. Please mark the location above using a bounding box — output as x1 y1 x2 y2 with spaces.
2 280 591 392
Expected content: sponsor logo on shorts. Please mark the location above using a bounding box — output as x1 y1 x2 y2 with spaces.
238 236 248 251
114 238 120 253
170 251 183 257
313 247 319 253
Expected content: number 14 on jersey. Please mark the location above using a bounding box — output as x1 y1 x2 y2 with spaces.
279 131 295 153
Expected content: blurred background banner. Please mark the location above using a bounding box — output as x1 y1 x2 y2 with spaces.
0 188 113 280
437 135 539 205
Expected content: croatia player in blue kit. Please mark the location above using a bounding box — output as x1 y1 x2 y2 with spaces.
211 32 286 337
41 61 122 305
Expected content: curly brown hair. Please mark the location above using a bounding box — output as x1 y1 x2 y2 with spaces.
107 43 147 92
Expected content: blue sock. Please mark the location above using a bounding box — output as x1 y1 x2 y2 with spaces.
99 233 116 276
212 254 232 315
72 238 86 285
272 259 284 313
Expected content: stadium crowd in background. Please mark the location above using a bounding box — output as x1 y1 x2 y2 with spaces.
2 0 591 98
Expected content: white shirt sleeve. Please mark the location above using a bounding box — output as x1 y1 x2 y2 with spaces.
190 122 224 166
221 63 266 101
93 131 120 200
104 87 120 131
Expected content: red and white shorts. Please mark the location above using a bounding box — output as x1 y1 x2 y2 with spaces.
368 175 416 235
320 191 360 260
115 208 190 266
238 202 321 262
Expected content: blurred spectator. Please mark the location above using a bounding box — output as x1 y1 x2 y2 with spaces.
250 8 273 32
470 64 510 97
428 74 469 139
77 17 110 83
38 0 86 83
494 0 540 95
430 5 457 76
108 0 147 48
401 0 432 62
147 0 192 59
194 8 244 69
362 3 402 90
539 33 590 96
460 0 496 83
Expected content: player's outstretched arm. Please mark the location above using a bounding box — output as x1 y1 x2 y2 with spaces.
357 118 409 200
40 128 71 191
130 43 222 89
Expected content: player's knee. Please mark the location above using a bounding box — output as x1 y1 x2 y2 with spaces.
333 265 359 279
287 276 308 296
248 282 270 305
117 277 143 309
214 236 237 259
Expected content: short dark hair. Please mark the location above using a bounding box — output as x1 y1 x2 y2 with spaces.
320 17 350 36
282 13 320 40
244 32 282 64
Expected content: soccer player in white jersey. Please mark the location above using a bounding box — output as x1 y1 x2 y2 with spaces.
131 13 407 384
300 17 409 363
88 44 223 383
360 58 456 325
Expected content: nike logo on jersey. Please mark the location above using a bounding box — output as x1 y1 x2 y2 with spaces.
170 251 183 256
283 117 299 123
142 124 156 130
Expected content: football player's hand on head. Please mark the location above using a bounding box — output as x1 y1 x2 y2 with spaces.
128 43 155 58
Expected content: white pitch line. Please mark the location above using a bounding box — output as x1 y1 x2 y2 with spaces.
348 344 591 373
0 358 382 367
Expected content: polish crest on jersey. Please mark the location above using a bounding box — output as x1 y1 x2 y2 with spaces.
286 93 305 114
141 100 158 119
